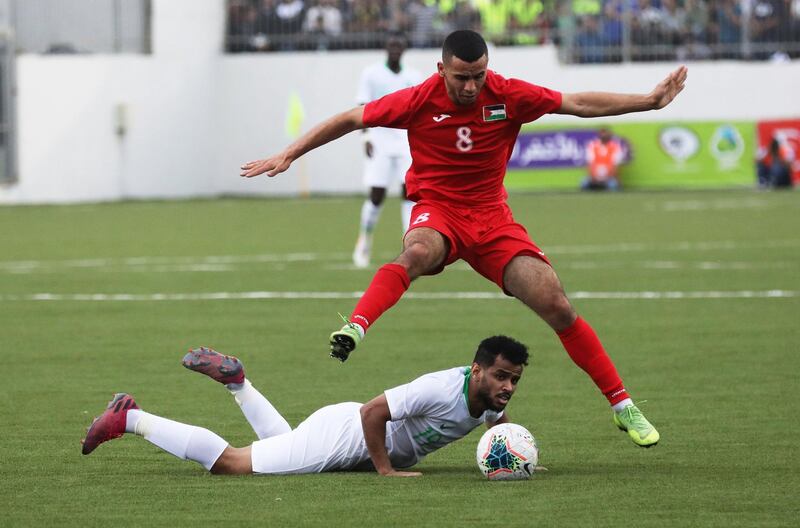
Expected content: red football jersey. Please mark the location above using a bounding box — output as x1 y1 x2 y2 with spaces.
362 70 562 206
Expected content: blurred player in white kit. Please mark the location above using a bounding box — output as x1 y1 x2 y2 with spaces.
353 32 422 268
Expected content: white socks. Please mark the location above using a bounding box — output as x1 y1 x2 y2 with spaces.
125 409 228 471
120 379 291 470
401 200 414 231
360 200 383 235
612 398 634 413
361 199 415 234
228 379 291 440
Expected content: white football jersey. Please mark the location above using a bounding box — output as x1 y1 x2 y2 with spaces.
356 62 422 156
380 366 504 469
250 366 504 474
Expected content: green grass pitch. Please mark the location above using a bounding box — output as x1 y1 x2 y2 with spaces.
1 190 798 527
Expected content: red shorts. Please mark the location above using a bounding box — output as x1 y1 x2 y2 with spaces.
405 200 550 294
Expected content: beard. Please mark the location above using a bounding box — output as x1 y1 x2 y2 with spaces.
477 386 509 413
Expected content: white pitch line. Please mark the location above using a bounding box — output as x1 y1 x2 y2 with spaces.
0 252 343 273
545 239 800 255
1 239 799 274
0 290 796 302
568 290 797 299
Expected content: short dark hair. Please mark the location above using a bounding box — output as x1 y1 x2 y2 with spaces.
473 336 529 367
442 30 488 63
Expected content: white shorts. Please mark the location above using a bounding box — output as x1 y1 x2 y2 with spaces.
250 402 368 475
364 152 412 189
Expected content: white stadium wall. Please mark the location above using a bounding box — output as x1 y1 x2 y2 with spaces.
2 0 799 204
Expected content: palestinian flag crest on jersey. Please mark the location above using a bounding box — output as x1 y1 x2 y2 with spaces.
483 104 507 122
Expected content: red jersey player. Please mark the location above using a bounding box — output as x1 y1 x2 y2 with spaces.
241 30 688 448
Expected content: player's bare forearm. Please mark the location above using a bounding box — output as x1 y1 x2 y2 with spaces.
360 396 396 475
284 107 366 161
360 396 423 477
558 91 657 118
487 413 510 428
240 106 366 178
557 65 687 118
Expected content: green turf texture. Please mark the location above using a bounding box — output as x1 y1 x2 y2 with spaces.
1 190 798 527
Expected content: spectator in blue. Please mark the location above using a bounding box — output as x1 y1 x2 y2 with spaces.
575 15 606 62
715 0 742 58
601 0 625 61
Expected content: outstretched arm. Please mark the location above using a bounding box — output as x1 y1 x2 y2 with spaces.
360 395 422 477
556 65 687 118
240 106 366 178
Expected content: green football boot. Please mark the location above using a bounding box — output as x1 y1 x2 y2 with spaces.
329 315 363 362
613 404 660 448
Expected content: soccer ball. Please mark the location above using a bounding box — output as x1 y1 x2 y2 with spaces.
476 423 538 481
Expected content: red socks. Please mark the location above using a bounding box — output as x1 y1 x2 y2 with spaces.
557 317 629 405
350 263 410 332
350 268 628 406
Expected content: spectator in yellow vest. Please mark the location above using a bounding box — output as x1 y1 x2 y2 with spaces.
572 0 601 16
475 0 512 41
474 0 549 44
509 0 545 44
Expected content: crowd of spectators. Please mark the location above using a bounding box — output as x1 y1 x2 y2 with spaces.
572 0 800 62
227 0 800 62
227 0 486 51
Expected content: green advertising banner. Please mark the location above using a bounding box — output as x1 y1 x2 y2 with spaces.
505 121 756 190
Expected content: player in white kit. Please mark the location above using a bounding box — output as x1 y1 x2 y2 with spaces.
81 336 529 477
353 33 422 268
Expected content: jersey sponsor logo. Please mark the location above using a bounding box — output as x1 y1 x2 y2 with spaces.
412 212 430 225
432 114 452 123
482 104 507 122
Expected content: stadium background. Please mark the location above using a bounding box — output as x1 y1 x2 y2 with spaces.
0 0 798 203
0 2 798 527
